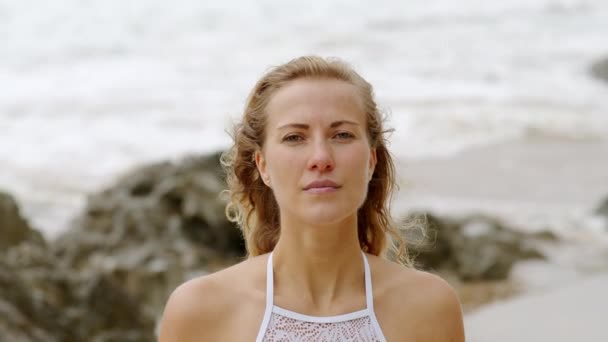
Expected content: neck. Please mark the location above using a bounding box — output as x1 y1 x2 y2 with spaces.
271 214 365 312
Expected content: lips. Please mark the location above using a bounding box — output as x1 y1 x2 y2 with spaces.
303 179 340 191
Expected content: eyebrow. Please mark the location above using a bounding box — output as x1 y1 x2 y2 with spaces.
277 120 360 130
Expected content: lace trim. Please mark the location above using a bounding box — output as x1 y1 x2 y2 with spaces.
263 311 383 342
272 306 369 323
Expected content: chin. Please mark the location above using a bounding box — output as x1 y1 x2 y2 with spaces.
299 206 356 226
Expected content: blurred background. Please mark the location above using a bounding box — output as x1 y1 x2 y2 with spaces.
1 0 607 341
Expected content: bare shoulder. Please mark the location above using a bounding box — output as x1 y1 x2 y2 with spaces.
368 255 465 342
158 255 267 342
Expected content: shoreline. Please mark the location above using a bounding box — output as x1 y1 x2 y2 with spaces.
392 136 608 235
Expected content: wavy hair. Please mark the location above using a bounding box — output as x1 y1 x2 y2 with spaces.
221 55 411 265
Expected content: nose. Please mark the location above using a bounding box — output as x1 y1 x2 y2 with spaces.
307 139 335 172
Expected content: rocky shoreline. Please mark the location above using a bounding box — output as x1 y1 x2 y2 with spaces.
1 152 607 340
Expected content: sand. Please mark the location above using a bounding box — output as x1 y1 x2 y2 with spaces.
464 272 608 342
392 137 608 234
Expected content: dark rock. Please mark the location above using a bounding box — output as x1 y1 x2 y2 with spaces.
0 191 45 250
0 192 154 341
400 213 457 270
69 274 154 341
594 195 608 231
0 257 154 342
402 212 546 281
590 57 608 83
530 229 559 241
594 195 608 218
0 259 69 342
53 152 245 319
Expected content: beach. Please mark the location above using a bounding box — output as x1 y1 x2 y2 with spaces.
465 273 608 342
1 0 607 339
395 137 608 237
393 136 608 341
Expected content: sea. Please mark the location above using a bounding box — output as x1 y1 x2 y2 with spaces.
1 0 607 239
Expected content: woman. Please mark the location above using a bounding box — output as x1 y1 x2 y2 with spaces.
159 56 465 341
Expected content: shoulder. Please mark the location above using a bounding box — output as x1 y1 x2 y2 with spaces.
368 255 465 342
158 254 268 342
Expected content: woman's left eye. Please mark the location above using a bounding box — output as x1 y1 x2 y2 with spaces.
334 132 355 139
282 134 304 142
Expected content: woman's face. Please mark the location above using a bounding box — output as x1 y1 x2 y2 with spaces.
255 78 377 227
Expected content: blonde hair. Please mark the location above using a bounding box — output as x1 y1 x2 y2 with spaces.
221 55 411 265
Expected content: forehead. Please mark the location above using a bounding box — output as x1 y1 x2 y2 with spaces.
265 78 366 127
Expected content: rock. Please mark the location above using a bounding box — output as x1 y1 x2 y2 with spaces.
399 212 457 271
0 258 154 342
0 191 45 250
594 195 608 218
53 152 245 319
402 212 546 281
590 57 608 83
594 195 608 231
69 274 154 341
0 193 154 342
530 229 558 241
453 214 544 280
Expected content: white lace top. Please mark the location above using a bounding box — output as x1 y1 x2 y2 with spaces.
256 252 387 342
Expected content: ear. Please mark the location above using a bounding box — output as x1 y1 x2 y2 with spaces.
254 150 270 186
368 148 377 181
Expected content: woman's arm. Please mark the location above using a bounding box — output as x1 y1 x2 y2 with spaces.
410 273 466 342
427 278 465 342
157 278 222 342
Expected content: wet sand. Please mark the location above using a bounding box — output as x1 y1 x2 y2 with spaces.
392 137 608 234
464 272 608 342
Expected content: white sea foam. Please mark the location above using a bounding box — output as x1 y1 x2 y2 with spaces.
1 0 607 236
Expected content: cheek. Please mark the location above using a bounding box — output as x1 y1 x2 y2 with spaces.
346 148 371 175
268 148 302 184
